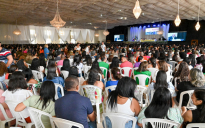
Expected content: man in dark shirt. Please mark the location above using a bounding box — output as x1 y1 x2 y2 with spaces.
55 76 96 128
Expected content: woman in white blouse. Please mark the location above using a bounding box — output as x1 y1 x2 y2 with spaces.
2 71 33 121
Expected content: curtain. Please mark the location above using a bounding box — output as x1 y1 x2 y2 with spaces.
73 29 81 41
56 28 70 42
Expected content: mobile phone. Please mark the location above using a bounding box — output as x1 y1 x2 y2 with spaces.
28 85 33 90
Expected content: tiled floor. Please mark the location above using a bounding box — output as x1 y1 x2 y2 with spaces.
97 122 103 128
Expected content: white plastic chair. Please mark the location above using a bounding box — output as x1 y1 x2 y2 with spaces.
120 67 133 77
81 85 104 123
83 65 91 80
57 65 63 71
168 75 174 83
186 123 205 128
147 68 158 79
28 107 55 128
26 63 31 68
0 83 4 91
132 67 139 77
105 85 117 97
174 77 180 87
134 85 148 108
69 59 73 66
0 104 15 128
52 117 84 128
100 67 108 83
195 65 203 71
142 118 181 128
3 79 9 86
27 83 39 95
178 90 196 110
170 61 177 71
61 70 69 80
32 70 44 81
6 101 34 128
54 83 65 100
102 113 137 128
134 74 151 86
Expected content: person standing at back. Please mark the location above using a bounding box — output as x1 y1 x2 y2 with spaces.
44 44 49 59
101 42 106 52
55 76 96 128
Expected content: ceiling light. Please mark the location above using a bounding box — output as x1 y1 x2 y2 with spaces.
133 0 142 19
119 10 122 11
13 20 21 35
174 0 181 27
50 0 66 29
100 14 103 17
70 22 72 23
95 34 99 37
195 1 200 31
103 21 109 36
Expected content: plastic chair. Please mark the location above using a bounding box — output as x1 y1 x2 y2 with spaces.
83 65 91 80
105 85 117 97
6 101 34 128
147 68 158 79
31 70 44 81
27 83 39 95
28 107 55 128
100 67 108 83
0 104 15 128
120 67 133 77
54 83 65 100
102 113 137 128
69 59 73 66
178 90 196 110
26 63 31 68
174 77 180 87
142 118 181 128
132 67 139 77
186 123 205 128
52 117 84 128
134 74 151 86
61 70 69 80
0 82 4 91
81 85 104 123
57 65 63 71
168 75 174 83
170 61 177 71
134 85 148 108
3 79 9 86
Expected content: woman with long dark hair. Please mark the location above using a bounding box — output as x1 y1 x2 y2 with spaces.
182 89 205 127
174 62 190 84
30 58 40 71
105 77 141 128
22 68 38 84
61 59 70 72
147 71 176 102
90 60 104 79
73 55 83 77
109 57 120 69
147 57 158 69
43 65 64 98
137 87 183 127
15 81 55 128
39 53 46 69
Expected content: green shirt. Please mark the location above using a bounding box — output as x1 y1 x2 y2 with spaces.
134 70 151 86
99 61 109 76
23 95 55 128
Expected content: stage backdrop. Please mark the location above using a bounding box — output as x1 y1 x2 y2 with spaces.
128 24 170 41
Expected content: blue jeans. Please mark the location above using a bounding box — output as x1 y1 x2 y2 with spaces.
88 120 97 128
103 116 139 128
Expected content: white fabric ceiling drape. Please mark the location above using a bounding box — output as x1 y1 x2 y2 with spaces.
0 24 96 44
128 24 170 41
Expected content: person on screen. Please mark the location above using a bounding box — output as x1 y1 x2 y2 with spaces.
168 34 177 41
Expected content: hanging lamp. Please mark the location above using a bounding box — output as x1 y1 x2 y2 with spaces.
13 20 21 35
133 0 142 19
103 21 109 36
157 18 163 35
195 1 200 31
175 0 181 26
50 0 66 29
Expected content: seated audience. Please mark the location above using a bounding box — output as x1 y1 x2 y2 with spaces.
15 81 55 128
105 77 141 128
176 68 205 106
73 55 83 77
174 62 190 86
23 68 38 84
57 54 65 66
43 65 64 98
106 67 121 88
134 56 143 68
69 66 85 87
2 71 33 122
8 64 18 79
182 89 205 127
55 76 96 128
147 57 158 69
134 61 151 86
120 56 133 77
109 57 120 69
99 54 109 77
61 59 70 72
17 55 28 71
137 87 183 127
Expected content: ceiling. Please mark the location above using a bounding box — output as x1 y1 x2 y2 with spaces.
0 0 205 30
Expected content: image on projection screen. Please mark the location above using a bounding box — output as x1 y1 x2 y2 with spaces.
145 28 159 35
168 32 187 41
114 35 124 41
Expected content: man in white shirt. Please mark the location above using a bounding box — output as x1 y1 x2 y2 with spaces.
85 45 90 55
101 42 106 52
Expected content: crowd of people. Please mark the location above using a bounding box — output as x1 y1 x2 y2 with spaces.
0 41 205 128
